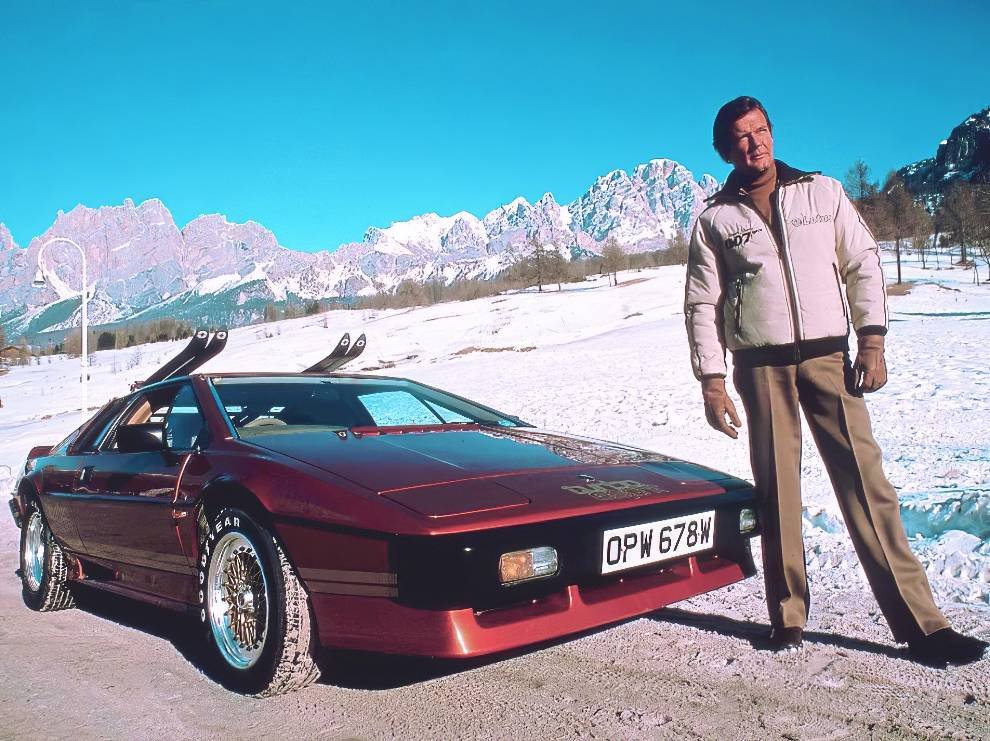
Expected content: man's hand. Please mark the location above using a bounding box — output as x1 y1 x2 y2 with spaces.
701 376 742 439
854 335 887 393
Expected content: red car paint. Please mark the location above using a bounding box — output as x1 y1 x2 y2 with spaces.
11 372 758 659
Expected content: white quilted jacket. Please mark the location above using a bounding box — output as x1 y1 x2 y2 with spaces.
684 162 888 379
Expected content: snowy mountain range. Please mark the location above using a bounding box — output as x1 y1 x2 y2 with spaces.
0 158 717 340
898 106 990 206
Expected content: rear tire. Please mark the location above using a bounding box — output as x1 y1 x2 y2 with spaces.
20 500 75 612
198 506 320 696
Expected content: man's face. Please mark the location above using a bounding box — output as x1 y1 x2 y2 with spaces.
727 108 774 175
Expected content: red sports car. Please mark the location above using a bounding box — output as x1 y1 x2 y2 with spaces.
10 331 759 696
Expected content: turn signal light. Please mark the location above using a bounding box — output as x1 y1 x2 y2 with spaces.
499 546 558 585
739 507 758 534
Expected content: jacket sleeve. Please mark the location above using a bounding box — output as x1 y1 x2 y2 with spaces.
833 180 888 337
684 215 727 380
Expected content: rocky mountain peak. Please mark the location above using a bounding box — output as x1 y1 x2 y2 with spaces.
2 155 718 339
0 223 16 252
899 105 990 204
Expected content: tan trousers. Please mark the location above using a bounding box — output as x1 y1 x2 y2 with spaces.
733 351 948 642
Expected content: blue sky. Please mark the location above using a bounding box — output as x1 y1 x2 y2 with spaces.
2 1 987 253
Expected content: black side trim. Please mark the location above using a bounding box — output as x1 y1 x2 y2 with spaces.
733 336 848 368
49 491 188 507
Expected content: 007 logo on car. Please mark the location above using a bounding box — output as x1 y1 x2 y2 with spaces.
561 479 664 501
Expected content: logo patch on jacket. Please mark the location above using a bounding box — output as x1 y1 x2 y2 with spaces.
723 227 763 250
790 213 833 228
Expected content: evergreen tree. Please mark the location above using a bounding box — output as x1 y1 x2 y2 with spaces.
844 160 879 201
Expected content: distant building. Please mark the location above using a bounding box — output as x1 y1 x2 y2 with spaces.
0 344 36 365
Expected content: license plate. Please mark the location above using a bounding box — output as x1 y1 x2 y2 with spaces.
601 511 715 574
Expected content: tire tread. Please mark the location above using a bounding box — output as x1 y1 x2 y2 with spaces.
254 541 322 697
21 505 76 612
37 538 76 611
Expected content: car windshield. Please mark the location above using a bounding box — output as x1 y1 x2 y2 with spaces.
210 376 524 436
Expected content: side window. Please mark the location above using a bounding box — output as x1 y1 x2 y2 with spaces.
164 384 207 451
72 398 129 453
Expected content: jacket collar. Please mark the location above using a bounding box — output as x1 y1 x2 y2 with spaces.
706 160 819 204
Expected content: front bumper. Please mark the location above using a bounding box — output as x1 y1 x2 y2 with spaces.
312 549 752 656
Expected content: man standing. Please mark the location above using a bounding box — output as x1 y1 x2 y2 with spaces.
684 95 987 665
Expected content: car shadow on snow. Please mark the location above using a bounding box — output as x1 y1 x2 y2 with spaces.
66 581 596 691
651 607 906 660
70 584 207 668
317 622 621 691
318 650 498 689
62 583 905 691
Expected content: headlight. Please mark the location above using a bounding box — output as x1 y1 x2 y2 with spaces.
499 546 558 585
739 507 758 534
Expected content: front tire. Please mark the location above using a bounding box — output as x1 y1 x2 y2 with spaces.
20 500 75 611
198 506 320 696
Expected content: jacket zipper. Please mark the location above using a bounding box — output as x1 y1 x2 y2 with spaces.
739 196 799 353
733 278 744 331
773 188 805 359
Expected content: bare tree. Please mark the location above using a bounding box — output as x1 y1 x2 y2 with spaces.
544 249 568 291
601 238 627 286
970 184 990 282
910 208 934 270
666 227 689 265
940 182 980 271
876 174 928 285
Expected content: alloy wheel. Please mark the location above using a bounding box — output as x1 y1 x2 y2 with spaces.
23 511 46 592
207 531 270 669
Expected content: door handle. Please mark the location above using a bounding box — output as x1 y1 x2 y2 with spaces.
78 466 94 485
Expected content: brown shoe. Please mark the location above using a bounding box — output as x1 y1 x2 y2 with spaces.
768 627 803 652
908 628 988 667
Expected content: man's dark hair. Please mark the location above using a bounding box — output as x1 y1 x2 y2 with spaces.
712 96 772 162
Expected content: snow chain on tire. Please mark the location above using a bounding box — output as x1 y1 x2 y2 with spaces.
198 506 320 696
20 501 75 612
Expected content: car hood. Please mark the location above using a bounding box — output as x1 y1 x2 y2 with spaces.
240 426 742 518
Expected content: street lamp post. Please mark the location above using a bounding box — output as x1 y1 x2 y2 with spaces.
33 237 89 424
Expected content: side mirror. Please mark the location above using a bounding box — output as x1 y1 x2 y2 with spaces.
116 424 164 453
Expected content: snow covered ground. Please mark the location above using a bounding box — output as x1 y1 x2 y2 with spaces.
3 251 988 609
1 251 988 738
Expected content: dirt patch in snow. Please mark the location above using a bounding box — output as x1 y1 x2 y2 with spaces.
453 346 536 356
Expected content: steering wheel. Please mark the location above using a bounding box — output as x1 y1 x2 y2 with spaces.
242 416 288 428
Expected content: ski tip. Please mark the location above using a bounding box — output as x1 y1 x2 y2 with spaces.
354 333 366 347
214 329 229 341
195 328 209 340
